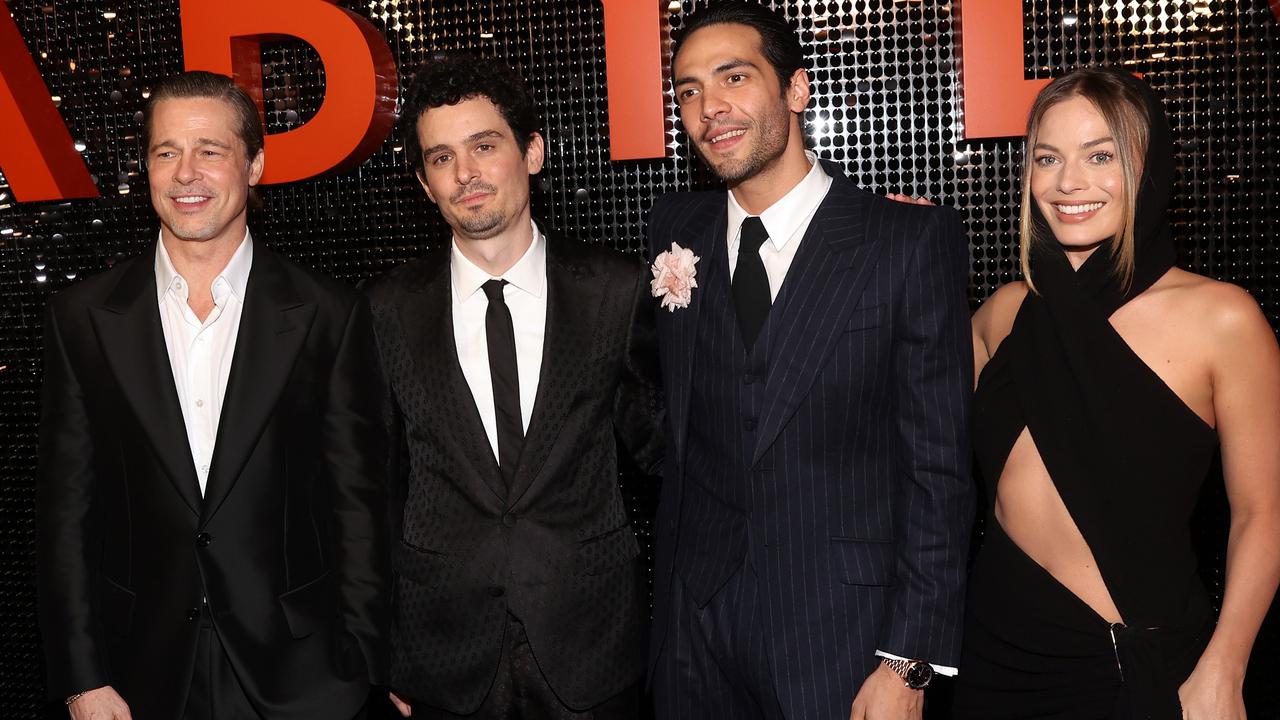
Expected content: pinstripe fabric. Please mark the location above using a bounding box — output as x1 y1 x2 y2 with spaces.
648 162 975 719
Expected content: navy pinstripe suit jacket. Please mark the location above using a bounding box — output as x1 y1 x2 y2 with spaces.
648 162 976 708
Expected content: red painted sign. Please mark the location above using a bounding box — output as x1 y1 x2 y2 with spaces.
0 0 98 202
4 0 1264 203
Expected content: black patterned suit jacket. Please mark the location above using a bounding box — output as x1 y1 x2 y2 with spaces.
647 162 976 718
365 229 664 714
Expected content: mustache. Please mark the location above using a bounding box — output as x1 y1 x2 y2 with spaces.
450 183 498 203
166 187 217 198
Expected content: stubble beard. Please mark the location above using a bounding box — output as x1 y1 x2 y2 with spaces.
700 102 792 185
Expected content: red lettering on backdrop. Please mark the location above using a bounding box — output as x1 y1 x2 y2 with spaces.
179 0 398 184
601 0 668 160
1272 0 1280 23
0 0 99 202
955 0 1050 139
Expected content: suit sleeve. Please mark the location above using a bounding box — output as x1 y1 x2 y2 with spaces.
881 207 976 667
324 295 391 684
36 301 109 699
613 256 664 477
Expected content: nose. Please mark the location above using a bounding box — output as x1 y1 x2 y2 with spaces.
172 151 201 185
699 86 731 123
1057 159 1087 194
454 155 478 185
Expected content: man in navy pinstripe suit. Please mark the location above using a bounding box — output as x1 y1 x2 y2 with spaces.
647 4 975 719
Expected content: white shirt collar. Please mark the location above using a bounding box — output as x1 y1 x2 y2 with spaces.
154 229 254 304
727 151 832 251
450 220 547 302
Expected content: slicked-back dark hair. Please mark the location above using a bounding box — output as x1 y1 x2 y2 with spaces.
673 1 806 92
142 70 264 161
400 52 541 176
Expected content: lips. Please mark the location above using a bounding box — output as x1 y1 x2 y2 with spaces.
704 127 747 150
1050 201 1106 223
169 194 213 211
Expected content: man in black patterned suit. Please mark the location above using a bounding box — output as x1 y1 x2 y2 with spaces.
365 54 664 719
647 4 975 720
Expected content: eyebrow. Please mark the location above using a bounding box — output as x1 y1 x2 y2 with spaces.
421 129 505 158
148 138 234 153
673 58 755 87
1034 136 1116 152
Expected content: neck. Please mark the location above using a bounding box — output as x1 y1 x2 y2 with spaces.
454 213 535 277
161 224 246 287
728 127 812 215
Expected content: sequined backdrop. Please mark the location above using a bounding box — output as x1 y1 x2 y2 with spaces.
1 0 1276 716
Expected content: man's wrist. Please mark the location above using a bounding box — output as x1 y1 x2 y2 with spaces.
65 691 86 705
879 657 935 689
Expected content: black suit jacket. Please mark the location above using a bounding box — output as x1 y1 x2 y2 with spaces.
648 164 975 716
365 230 664 714
37 245 388 720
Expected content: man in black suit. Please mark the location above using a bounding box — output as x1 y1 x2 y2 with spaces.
647 4 975 720
37 71 387 720
366 54 664 719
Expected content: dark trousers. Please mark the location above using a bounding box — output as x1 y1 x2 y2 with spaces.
411 612 638 720
652 561 784 720
184 613 367 720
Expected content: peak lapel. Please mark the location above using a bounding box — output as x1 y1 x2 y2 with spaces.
89 256 202 515
400 254 507 503
505 235 601 504
200 251 315 525
751 184 888 465
660 199 726 464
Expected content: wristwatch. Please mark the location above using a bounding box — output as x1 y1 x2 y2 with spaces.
880 657 935 690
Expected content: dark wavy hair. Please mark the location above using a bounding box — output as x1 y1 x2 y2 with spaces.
673 1 806 93
400 52 541 176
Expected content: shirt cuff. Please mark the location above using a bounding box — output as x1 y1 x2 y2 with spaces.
874 650 958 677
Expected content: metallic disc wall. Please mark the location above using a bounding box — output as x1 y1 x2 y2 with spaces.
1 0 1277 716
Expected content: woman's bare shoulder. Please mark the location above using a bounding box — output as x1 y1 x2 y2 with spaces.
974 281 1031 357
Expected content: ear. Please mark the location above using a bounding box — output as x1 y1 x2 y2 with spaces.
416 169 438 205
247 149 265 186
524 132 546 176
786 68 811 114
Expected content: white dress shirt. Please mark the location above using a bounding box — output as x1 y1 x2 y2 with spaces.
724 156 958 677
450 221 547 465
155 231 253 496
725 151 833 299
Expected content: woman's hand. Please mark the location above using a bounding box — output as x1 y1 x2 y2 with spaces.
1178 660 1246 720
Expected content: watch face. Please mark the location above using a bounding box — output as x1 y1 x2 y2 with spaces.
905 662 934 689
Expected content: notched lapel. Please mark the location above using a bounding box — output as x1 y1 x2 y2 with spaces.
399 258 507 503
89 257 203 515
752 185 887 464
201 252 315 524
660 199 726 463
506 241 601 504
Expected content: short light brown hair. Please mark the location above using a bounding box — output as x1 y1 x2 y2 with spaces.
1019 69 1149 292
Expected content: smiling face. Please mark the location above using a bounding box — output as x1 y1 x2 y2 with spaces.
672 22 808 186
1029 95 1130 255
414 96 544 242
147 96 263 248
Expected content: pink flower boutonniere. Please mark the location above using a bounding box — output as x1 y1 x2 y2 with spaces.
651 242 700 312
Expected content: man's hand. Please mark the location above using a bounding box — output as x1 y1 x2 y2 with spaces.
67 686 131 720
389 690 413 718
885 193 936 207
849 662 924 720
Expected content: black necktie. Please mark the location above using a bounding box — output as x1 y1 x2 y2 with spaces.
733 216 772 350
482 279 523 488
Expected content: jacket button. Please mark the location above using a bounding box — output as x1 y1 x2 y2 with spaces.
187 606 201 621
743 418 757 431
742 373 757 385
195 532 213 547
488 586 505 598
502 513 518 528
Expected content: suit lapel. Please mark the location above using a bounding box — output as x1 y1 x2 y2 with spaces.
89 256 203 515
200 250 315 525
399 252 507 503
506 233 601 504
751 180 888 465
661 199 726 464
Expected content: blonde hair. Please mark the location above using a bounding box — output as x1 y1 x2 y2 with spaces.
1019 70 1150 293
